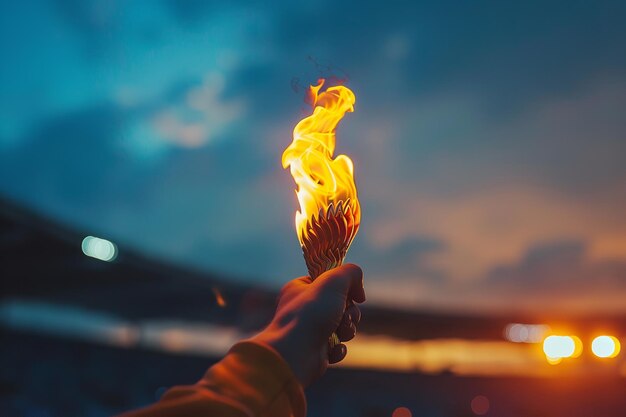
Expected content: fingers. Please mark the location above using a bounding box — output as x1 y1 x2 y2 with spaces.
328 343 347 364
337 320 356 341
336 305 360 341
346 303 361 325
315 263 366 304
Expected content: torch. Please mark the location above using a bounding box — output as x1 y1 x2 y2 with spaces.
282 79 361 350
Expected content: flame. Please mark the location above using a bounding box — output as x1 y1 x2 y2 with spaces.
282 79 360 244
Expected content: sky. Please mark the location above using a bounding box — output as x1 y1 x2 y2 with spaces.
1 0 626 314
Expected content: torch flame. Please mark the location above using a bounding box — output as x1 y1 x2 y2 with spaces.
282 79 360 245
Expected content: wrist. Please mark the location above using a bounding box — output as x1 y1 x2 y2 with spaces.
250 319 311 387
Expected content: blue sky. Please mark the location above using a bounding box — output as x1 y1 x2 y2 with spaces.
2 0 626 314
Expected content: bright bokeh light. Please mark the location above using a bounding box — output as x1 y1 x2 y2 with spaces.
591 335 621 358
504 323 550 343
543 335 577 360
392 407 412 417
470 395 490 415
81 236 118 262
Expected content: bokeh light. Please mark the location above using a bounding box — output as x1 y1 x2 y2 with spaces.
543 335 578 360
212 287 227 308
471 395 490 415
81 236 117 262
591 335 621 358
391 406 412 417
504 323 550 343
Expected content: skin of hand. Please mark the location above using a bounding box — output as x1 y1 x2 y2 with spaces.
250 263 365 388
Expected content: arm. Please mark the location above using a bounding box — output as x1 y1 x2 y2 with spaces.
117 264 365 417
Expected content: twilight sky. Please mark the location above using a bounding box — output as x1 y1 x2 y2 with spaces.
1 0 626 314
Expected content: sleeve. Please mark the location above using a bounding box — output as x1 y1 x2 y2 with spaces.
116 340 306 417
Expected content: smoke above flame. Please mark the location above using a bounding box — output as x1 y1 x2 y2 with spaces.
282 79 360 245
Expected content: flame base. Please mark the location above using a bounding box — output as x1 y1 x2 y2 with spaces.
301 199 360 280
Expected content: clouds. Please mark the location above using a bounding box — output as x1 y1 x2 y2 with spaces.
351 235 445 279
365 239 626 315
1 1 626 313
359 78 626 308
479 240 626 313
489 241 591 286
126 72 247 159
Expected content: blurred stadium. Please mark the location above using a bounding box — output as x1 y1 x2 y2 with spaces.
3 198 626 416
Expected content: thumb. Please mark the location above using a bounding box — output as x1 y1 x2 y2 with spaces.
314 263 366 304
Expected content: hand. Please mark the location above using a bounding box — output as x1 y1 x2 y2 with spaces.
250 264 365 387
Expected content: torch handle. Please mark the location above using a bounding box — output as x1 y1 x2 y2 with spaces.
329 332 341 349
328 299 354 350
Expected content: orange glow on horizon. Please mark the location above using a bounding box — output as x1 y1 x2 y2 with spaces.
338 335 552 376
